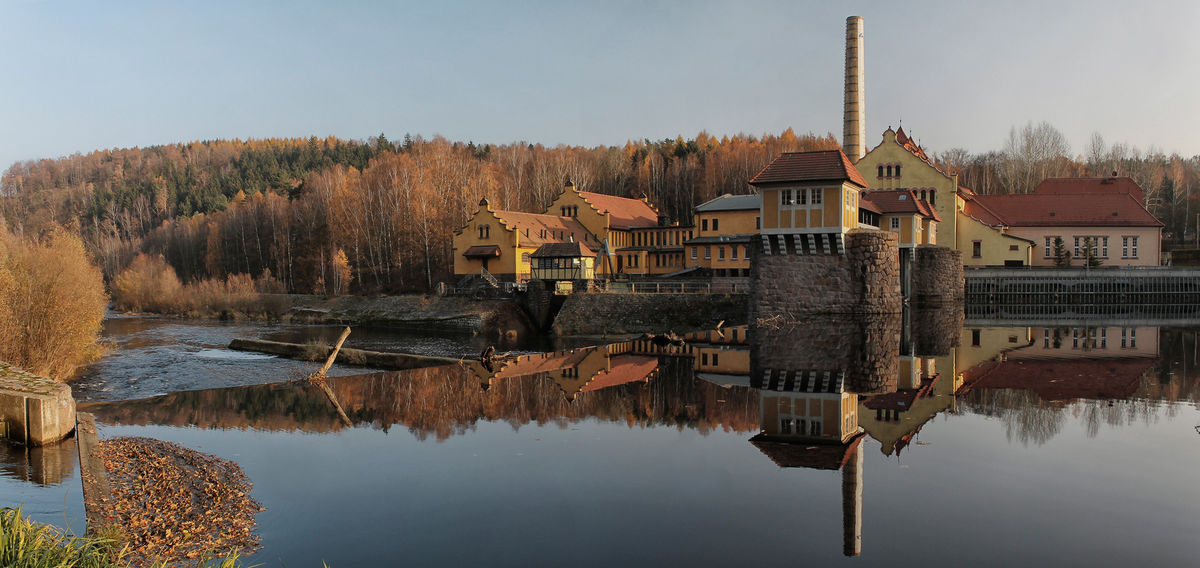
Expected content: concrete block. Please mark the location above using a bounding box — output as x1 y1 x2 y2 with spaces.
0 363 76 446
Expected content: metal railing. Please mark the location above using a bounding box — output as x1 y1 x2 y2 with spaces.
600 281 746 294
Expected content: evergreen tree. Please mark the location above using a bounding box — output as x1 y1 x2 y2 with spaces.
1053 236 1072 267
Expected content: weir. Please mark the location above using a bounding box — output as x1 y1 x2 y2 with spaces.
966 268 1200 320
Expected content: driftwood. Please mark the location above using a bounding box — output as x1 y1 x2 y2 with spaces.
308 327 353 427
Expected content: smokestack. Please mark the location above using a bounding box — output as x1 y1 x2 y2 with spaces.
843 16 865 163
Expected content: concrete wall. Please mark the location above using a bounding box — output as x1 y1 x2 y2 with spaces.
750 230 902 319
552 292 748 336
911 245 964 305
0 363 75 446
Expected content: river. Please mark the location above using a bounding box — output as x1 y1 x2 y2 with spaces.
4 311 1200 566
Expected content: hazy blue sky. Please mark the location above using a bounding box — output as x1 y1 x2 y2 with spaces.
2 0 1198 171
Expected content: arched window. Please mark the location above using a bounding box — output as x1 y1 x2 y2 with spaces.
886 165 893 177
877 165 884 177
930 190 936 206
895 164 902 177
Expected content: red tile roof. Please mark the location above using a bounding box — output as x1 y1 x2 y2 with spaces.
959 356 1156 401
577 191 660 230
748 432 864 470
491 210 599 246
860 190 941 221
894 127 931 162
749 149 869 188
581 355 658 393
960 193 1007 227
1033 177 1145 203
972 194 1163 227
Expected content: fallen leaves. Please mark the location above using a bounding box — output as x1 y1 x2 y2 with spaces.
95 436 264 566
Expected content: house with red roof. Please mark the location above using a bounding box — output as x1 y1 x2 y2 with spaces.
749 149 870 252
453 180 691 281
972 177 1163 266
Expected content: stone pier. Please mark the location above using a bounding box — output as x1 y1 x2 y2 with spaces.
0 362 76 446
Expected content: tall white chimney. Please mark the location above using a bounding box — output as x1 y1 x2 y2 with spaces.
843 16 865 163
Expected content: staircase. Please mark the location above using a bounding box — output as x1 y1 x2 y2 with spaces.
480 267 500 288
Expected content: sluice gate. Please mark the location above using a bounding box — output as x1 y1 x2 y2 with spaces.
965 268 1200 321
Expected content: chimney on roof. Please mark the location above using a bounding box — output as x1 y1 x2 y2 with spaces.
843 16 865 164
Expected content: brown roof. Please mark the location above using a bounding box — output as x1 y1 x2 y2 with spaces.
959 356 1156 401
491 209 598 246
972 194 1163 227
531 241 596 258
581 355 658 393
860 190 941 221
749 433 864 470
749 149 869 188
462 245 501 258
1033 177 1145 203
577 191 660 230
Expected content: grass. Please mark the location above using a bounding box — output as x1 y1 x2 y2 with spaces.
0 507 257 568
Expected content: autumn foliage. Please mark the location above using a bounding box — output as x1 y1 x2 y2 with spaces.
0 227 107 380
111 253 283 317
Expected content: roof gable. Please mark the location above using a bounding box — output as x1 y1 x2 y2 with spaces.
577 191 659 229
972 194 1163 228
749 149 868 188
860 189 941 221
490 209 598 246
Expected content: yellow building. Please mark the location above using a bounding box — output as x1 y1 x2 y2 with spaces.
452 181 681 281
857 127 1033 267
750 149 869 247
859 189 939 247
686 194 760 277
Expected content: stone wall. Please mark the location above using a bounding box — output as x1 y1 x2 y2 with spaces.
750 230 902 319
552 292 748 336
911 245 964 305
910 305 964 357
750 314 901 395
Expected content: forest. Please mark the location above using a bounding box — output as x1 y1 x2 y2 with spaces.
2 122 1198 295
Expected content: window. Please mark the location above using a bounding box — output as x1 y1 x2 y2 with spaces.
781 189 792 205
890 217 900 232
1074 236 1081 258
731 246 738 261
478 224 490 239
971 329 981 346
886 165 893 177
521 252 530 263
929 189 936 206
810 188 822 205
701 352 708 365
718 246 725 260
780 418 792 435
1044 237 1053 258
1009 245 1019 251
702 219 708 231
877 165 884 177
972 241 982 258
798 188 807 205
712 353 719 366
691 247 697 260
704 246 711 260
810 420 822 436
1100 236 1108 258
895 164 901 177
755 217 760 230
1124 236 1138 258
712 218 719 232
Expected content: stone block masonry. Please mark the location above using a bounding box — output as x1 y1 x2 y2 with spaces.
0 362 76 445
912 245 964 306
750 230 902 319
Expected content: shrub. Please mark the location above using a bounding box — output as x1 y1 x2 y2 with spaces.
0 228 108 380
111 253 184 313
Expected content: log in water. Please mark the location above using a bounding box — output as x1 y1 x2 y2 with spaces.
228 338 461 370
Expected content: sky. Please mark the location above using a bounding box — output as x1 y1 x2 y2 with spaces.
2 0 1199 171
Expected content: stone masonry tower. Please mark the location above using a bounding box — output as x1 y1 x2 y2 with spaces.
843 16 865 163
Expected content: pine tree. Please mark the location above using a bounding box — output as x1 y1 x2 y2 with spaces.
1053 236 1072 267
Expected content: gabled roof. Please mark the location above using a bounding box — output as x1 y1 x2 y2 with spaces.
748 432 864 470
1033 177 1145 203
894 126 932 162
960 356 1156 401
860 190 941 222
490 209 597 246
580 355 658 393
696 193 761 213
972 194 1163 227
577 191 660 230
748 149 869 188
531 241 596 258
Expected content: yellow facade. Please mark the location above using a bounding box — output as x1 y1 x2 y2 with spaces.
759 183 860 237
858 128 1032 266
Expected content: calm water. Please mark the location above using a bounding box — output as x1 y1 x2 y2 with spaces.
6 311 1200 566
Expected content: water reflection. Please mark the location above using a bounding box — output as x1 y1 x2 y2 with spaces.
0 440 77 487
76 310 1200 561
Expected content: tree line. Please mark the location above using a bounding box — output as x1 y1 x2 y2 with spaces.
3 123 1198 295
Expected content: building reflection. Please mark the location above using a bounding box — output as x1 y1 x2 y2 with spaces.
0 439 77 487
79 310 1178 559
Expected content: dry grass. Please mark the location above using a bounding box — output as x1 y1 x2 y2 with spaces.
112 255 288 319
0 228 108 380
